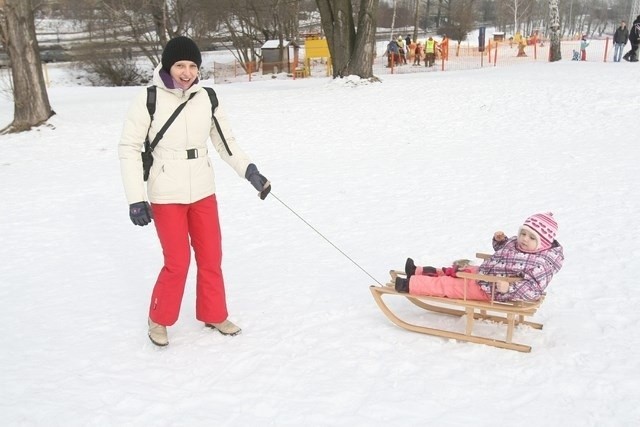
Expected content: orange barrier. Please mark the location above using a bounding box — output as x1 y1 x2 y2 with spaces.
211 37 615 83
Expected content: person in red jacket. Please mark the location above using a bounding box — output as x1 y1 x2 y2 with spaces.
439 34 449 61
580 35 590 61
119 37 271 347
395 213 564 302
413 42 423 66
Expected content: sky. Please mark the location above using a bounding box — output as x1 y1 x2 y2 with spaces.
1 51 639 426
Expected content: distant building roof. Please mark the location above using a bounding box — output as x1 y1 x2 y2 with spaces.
261 40 298 49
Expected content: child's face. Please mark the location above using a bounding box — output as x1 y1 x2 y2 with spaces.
517 228 539 252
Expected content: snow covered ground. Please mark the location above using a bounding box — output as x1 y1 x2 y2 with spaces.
1 58 639 426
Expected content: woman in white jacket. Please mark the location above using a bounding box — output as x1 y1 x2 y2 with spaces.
119 36 271 347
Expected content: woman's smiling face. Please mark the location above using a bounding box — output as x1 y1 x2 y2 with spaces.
170 60 199 89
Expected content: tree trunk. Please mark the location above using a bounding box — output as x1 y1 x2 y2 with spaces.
413 0 420 42
316 0 380 79
0 0 54 133
149 0 168 46
350 0 379 78
390 0 397 40
548 0 561 62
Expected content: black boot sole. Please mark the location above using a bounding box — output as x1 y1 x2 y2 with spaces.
148 333 169 347
205 323 242 336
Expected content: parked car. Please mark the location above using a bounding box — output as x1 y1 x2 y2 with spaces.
0 45 74 67
40 45 73 63
0 52 9 68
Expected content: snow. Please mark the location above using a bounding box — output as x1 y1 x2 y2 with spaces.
1 59 639 426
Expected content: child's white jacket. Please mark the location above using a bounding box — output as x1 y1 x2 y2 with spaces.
119 66 252 205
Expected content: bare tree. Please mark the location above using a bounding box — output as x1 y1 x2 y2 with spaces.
413 0 421 41
94 1 160 67
0 0 54 133
219 0 263 72
316 0 380 79
377 0 412 29
504 0 534 33
78 0 221 70
548 0 561 61
435 0 446 28
442 0 474 46
390 0 397 39
214 0 301 73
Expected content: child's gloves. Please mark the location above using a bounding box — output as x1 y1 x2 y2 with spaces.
442 267 457 277
129 201 153 226
245 163 271 200
496 280 510 293
493 231 507 242
453 259 472 269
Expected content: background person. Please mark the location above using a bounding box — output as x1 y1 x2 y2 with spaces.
613 21 629 62
580 35 590 61
623 15 640 62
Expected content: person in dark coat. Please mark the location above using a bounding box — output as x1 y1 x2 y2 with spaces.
612 21 629 62
623 15 640 62
405 34 412 63
385 40 401 67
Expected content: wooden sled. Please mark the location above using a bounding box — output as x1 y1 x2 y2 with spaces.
370 253 545 352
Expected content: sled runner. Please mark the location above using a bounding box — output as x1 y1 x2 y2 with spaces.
370 253 545 352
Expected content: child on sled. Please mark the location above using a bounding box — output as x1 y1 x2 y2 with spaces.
394 212 564 302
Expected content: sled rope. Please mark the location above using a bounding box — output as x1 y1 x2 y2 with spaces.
270 192 383 285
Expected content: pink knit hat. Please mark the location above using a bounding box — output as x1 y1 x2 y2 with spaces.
521 212 558 251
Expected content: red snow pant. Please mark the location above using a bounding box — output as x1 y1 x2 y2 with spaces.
149 195 228 326
409 266 491 301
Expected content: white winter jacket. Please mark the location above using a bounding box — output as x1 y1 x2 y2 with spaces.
119 65 252 205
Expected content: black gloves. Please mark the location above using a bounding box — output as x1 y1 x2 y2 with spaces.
129 201 153 226
245 163 271 200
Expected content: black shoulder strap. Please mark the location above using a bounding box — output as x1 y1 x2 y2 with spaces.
146 92 196 153
146 86 156 119
145 86 232 156
143 86 156 153
203 86 218 116
203 86 232 156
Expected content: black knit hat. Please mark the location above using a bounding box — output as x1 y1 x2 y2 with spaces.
161 36 202 71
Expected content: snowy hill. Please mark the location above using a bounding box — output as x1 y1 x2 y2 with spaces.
0 60 639 425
